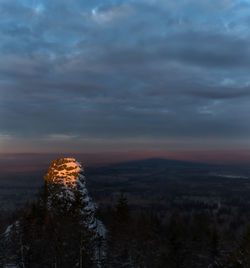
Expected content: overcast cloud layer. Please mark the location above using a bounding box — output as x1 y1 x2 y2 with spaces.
1 0 250 155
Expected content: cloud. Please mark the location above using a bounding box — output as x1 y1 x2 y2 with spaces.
91 3 133 24
0 0 250 154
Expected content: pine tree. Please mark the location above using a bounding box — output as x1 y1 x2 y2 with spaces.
160 213 188 268
223 225 250 268
108 194 134 268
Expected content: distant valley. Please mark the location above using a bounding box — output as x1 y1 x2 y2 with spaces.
0 158 250 213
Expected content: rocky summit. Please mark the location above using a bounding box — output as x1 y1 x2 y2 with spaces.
44 158 97 225
44 157 84 188
2 158 106 267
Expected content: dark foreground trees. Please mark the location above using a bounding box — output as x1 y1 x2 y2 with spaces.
1 186 98 268
3 193 250 267
102 196 250 268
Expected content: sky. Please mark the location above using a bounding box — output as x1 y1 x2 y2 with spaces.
0 0 250 165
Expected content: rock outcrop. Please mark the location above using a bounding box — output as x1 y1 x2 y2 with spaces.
2 157 106 267
44 157 105 236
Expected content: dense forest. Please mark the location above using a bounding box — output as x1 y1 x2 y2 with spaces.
2 191 250 267
1 158 250 267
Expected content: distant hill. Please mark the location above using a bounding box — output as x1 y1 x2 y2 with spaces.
108 157 213 168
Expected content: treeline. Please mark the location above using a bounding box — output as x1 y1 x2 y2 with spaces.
0 186 103 268
2 194 250 267
100 196 236 268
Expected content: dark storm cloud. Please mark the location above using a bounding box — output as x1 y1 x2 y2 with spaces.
1 0 250 152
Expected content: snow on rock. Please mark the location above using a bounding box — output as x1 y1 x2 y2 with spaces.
2 158 106 267
44 158 107 264
44 157 83 188
44 157 106 239
3 221 19 239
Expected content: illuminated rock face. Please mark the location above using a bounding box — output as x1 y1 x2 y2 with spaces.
44 157 83 188
44 158 97 230
44 158 106 264
3 158 106 267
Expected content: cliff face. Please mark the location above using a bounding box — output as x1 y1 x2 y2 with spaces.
44 157 83 187
2 157 106 267
44 157 105 235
